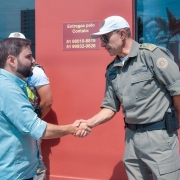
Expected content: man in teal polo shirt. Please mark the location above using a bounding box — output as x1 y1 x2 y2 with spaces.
0 37 91 180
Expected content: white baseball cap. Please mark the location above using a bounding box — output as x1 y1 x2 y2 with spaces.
91 16 130 38
8 32 26 39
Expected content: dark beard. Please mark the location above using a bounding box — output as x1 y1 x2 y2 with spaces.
17 59 33 78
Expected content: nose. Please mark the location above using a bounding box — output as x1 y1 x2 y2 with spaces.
32 57 35 64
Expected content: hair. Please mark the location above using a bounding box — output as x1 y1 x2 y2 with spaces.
124 28 131 38
0 38 31 68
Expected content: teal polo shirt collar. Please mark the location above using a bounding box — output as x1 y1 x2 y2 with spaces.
0 68 27 95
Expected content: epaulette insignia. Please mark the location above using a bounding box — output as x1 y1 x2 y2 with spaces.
140 43 157 51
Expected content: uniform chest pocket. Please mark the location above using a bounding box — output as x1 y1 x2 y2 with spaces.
131 72 157 98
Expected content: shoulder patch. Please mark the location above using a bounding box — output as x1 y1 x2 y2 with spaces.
156 58 168 69
140 43 157 51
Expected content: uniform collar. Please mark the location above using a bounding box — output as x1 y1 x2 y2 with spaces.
128 40 141 58
113 56 123 67
113 40 140 67
0 68 26 88
106 40 141 69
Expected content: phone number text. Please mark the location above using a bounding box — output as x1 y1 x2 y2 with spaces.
66 44 96 49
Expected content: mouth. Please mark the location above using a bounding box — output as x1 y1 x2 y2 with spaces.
30 65 34 71
106 47 111 52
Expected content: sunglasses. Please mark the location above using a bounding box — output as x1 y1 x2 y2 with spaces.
100 30 120 44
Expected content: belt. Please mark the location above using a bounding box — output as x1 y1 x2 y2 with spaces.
24 178 33 180
125 119 166 131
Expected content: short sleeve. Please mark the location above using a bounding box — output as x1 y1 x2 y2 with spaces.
0 84 47 140
147 47 180 96
101 70 120 112
28 66 49 87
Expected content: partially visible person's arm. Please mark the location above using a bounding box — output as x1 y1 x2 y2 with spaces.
173 95 180 122
36 84 53 118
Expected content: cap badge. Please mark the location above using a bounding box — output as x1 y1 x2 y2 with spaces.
156 58 168 69
13 33 21 37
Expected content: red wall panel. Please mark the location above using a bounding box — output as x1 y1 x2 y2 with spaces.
36 0 133 179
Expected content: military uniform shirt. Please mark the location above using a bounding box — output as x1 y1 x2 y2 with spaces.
101 40 180 124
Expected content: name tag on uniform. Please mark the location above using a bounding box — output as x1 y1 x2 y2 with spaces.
131 66 147 75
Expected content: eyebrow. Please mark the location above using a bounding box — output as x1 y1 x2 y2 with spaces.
25 53 32 57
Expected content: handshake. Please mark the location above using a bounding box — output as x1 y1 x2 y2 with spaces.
43 108 113 139
70 108 114 137
73 119 93 138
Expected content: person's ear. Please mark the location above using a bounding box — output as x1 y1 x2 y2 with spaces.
119 29 126 39
7 55 16 67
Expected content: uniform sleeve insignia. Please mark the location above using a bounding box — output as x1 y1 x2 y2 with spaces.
140 43 157 51
156 58 168 69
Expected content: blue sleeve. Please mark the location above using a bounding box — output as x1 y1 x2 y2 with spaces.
0 84 47 140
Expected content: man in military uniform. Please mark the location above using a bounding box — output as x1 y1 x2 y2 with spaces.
75 16 180 179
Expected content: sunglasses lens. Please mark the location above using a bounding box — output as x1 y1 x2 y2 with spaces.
101 35 108 43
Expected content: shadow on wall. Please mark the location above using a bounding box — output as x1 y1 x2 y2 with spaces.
109 161 128 180
41 109 60 180
41 110 127 180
